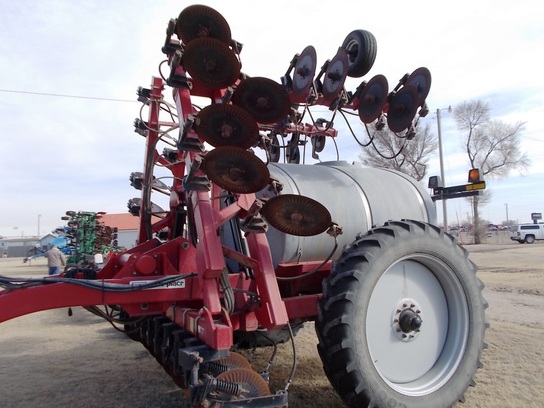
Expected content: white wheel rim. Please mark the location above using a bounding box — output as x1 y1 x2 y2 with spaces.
365 256 469 396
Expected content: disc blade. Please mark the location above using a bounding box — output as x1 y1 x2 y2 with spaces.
195 104 259 149
183 37 240 89
261 194 332 236
291 45 317 102
201 146 270 194
358 74 389 123
387 85 419 133
322 48 349 103
176 5 231 45
231 77 291 124
405 67 432 105
214 352 252 370
215 368 271 400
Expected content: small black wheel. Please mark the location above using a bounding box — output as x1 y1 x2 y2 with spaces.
312 135 326 153
341 29 377 78
287 144 300 164
316 220 488 408
268 133 281 163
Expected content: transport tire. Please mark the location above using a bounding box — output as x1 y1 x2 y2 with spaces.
525 235 535 244
341 29 377 78
316 220 488 408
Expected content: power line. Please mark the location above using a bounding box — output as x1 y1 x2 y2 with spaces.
0 88 137 103
523 135 544 143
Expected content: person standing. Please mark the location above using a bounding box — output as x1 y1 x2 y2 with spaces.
44 244 65 275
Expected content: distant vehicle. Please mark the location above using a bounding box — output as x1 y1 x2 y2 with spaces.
511 224 544 244
23 236 70 263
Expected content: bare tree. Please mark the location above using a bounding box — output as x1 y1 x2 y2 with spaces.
358 123 438 181
466 190 493 238
454 99 530 243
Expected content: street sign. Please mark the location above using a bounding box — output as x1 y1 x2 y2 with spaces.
430 181 486 202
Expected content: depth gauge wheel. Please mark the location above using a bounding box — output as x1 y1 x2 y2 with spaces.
316 220 488 408
341 29 377 78
287 144 300 164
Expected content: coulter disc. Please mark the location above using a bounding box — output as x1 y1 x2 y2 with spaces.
176 4 231 45
261 194 332 236
214 368 271 400
195 104 259 149
201 146 270 194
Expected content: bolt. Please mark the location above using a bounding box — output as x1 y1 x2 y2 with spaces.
402 334 407 338
205 59 218 73
402 303 408 308
296 66 309 76
256 96 268 109
290 211 303 224
396 328 401 332
327 71 342 81
197 27 210 38
220 123 233 138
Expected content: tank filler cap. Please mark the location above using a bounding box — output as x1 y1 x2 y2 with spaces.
315 160 350 167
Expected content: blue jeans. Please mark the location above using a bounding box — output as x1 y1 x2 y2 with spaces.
48 266 61 275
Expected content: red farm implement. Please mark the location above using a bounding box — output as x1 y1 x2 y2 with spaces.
0 5 487 407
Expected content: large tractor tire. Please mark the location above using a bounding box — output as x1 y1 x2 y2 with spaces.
316 220 488 408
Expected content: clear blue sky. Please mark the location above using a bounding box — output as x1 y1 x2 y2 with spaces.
1 0 543 237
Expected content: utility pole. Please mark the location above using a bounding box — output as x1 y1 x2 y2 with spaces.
436 106 451 230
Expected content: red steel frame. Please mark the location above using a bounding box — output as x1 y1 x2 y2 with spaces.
0 66 332 352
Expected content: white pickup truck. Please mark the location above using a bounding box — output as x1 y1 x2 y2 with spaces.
511 223 544 244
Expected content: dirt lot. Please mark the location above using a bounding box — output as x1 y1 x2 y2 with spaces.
0 238 543 408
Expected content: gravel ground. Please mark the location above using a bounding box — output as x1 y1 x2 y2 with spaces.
0 238 542 407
